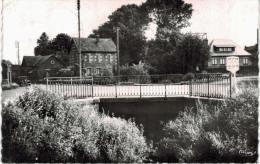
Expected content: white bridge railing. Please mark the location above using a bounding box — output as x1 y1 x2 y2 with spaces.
45 74 231 99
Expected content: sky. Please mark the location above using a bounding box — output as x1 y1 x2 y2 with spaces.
1 0 258 64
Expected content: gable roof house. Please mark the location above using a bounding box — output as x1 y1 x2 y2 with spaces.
69 37 117 77
207 39 252 72
21 55 64 80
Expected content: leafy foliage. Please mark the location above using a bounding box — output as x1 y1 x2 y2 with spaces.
142 0 193 40
34 32 55 56
156 84 258 162
89 4 150 65
2 87 151 162
34 33 72 66
145 38 182 74
146 33 209 74
120 62 151 83
175 34 209 73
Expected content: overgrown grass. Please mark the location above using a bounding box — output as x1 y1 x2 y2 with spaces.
155 83 258 162
2 87 151 163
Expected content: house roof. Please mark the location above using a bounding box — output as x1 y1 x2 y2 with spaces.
22 55 58 67
2 59 12 66
245 44 258 54
72 37 116 53
211 39 236 47
209 39 251 57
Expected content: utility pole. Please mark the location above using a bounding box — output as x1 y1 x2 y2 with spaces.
1 0 4 61
116 27 120 76
77 0 82 78
15 41 20 65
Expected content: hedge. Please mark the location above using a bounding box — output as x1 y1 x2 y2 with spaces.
2 87 151 163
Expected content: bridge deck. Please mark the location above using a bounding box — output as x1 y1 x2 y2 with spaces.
36 82 230 99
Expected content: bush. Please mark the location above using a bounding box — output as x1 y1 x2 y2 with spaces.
56 68 74 77
2 87 151 162
156 84 258 162
120 62 151 84
182 72 195 81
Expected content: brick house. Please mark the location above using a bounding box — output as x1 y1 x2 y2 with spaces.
69 37 117 77
11 64 22 82
21 55 64 80
207 39 252 72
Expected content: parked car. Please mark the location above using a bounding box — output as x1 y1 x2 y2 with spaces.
15 76 31 86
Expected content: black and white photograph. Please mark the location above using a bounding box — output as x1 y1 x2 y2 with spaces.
1 0 259 162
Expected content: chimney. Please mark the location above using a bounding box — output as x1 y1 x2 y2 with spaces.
96 34 100 43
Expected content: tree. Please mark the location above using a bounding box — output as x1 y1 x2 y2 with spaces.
143 0 194 74
34 33 73 66
34 32 54 56
51 33 73 65
145 38 182 74
89 4 151 65
141 0 192 41
175 34 209 73
37 32 49 46
51 33 72 54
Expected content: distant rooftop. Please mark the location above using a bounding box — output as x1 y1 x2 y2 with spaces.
72 38 116 53
210 39 251 56
22 55 54 67
211 39 236 47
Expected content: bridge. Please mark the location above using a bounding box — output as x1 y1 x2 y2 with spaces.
44 73 231 99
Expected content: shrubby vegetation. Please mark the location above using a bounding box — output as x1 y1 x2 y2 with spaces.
120 62 151 83
156 84 258 162
2 87 151 163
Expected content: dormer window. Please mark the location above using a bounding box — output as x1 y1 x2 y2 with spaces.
214 46 234 52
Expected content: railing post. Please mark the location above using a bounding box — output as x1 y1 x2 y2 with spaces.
92 76 94 98
139 75 142 98
164 74 167 98
229 73 232 99
189 79 192 96
115 76 117 98
208 74 210 98
46 78 49 91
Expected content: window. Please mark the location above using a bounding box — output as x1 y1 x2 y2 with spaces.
89 54 93 63
95 68 101 75
217 47 233 52
94 54 98 62
86 68 92 76
98 54 103 63
220 58 225 65
106 54 110 63
212 58 218 65
243 57 248 65
84 55 89 62
110 54 114 62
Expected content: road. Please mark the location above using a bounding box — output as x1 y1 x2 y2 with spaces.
2 87 27 103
